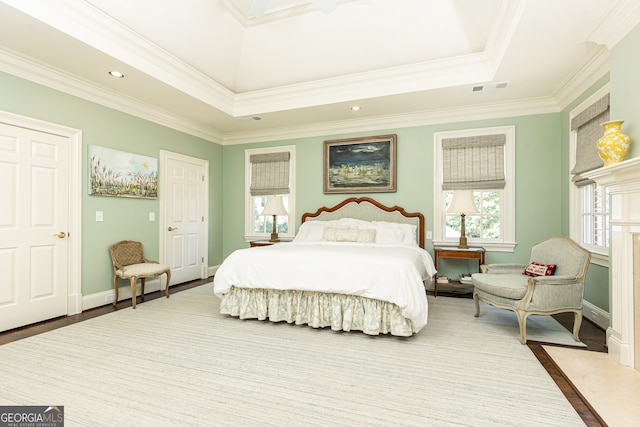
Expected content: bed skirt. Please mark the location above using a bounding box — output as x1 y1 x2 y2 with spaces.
218 286 416 336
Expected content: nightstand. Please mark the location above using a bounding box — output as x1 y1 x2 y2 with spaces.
433 246 485 297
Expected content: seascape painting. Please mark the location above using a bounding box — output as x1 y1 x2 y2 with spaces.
324 135 397 193
89 145 158 199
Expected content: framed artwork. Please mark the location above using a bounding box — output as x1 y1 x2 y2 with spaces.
89 145 158 199
324 134 397 194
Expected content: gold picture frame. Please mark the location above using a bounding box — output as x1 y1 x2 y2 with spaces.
323 134 397 194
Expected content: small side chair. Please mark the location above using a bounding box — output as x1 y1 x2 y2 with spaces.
471 236 591 344
109 240 171 309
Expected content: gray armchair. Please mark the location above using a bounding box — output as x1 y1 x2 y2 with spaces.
472 236 591 344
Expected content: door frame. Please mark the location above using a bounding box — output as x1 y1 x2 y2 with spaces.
159 150 209 282
0 110 82 315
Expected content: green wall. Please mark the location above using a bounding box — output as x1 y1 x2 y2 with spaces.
9 20 640 312
558 74 611 312
611 23 640 159
0 71 223 296
222 114 564 268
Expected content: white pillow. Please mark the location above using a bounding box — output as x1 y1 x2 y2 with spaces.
323 227 377 243
398 223 418 245
293 221 327 242
372 221 418 246
374 226 405 244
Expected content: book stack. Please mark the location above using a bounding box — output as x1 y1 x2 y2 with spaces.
459 274 473 285
436 276 449 285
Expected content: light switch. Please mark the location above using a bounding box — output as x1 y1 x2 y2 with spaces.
96 211 103 222
149 212 155 221
426 230 432 240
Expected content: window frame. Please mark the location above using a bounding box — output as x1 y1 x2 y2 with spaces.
433 126 516 252
244 145 296 242
569 85 610 267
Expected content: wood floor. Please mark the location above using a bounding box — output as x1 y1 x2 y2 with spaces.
0 278 211 346
1 282 607 426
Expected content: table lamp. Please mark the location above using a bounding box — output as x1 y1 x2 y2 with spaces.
260 195 288 242
447 190 479 249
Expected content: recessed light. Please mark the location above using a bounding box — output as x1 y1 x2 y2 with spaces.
351 105 361 111
108 70 125 78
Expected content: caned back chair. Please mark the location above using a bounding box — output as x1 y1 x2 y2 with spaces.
109 240 171 309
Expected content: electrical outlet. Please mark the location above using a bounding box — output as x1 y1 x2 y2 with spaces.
105 294 115 303
426 231 433 240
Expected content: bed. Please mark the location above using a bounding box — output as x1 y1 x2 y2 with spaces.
213 197 436 336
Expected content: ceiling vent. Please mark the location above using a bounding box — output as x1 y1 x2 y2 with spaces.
237 115 263 122
472 82 510 92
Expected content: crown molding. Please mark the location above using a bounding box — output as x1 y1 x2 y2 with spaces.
483 0 527 74
234 52 493 116
1 0 518 119
0 42 561 147
585 0 640 49
222 97 559 145
1 0 237 114
554 44 610 110
233 0 527 116
0 47 225 144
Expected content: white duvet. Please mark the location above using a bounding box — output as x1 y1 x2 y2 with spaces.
213 241 436 331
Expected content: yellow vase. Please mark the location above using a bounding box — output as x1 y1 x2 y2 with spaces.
596 120 631 166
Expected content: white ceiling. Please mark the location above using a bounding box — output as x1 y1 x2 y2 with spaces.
0 0 638 145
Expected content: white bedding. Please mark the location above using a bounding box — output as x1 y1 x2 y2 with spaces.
213 241 436 332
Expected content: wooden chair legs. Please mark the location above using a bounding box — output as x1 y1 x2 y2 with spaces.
113 275 119 306
113 271 171 309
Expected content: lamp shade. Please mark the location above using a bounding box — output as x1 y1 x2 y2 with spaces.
260 195 288 216
447 190 479 214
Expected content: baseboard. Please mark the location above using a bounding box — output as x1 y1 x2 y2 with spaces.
81 268 219 312
82 278 163 311
582 299 609 330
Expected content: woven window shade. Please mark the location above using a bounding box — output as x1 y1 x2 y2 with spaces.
250 152 290 196
442 134 506 190
570 94 609 187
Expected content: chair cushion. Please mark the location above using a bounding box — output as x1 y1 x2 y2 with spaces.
471 273 529 300
116 263 168 279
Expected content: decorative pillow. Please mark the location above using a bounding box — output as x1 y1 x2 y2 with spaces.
523 262 556 277
323 227 377 243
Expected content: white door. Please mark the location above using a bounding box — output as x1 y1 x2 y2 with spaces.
161 151 208 285
0 123 70 332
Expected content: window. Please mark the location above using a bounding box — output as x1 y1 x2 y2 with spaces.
580 183 609 249
444 190 501 239
245 146 296 241
434 126 515 252
569 85 610 265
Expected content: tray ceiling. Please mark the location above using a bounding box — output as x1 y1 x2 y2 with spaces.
0 0 637 144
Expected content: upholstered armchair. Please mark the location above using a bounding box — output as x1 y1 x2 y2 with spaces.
471 236 591 344
109 240 171 309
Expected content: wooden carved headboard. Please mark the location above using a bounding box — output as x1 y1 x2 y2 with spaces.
301 197 425 248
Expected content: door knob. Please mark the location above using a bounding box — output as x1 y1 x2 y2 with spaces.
168 227 178 231
53 231 67 238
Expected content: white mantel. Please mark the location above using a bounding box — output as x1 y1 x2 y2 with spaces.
585 157 640 368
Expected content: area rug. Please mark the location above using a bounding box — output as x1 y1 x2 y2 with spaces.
433 295 587 347
0 284 585 426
